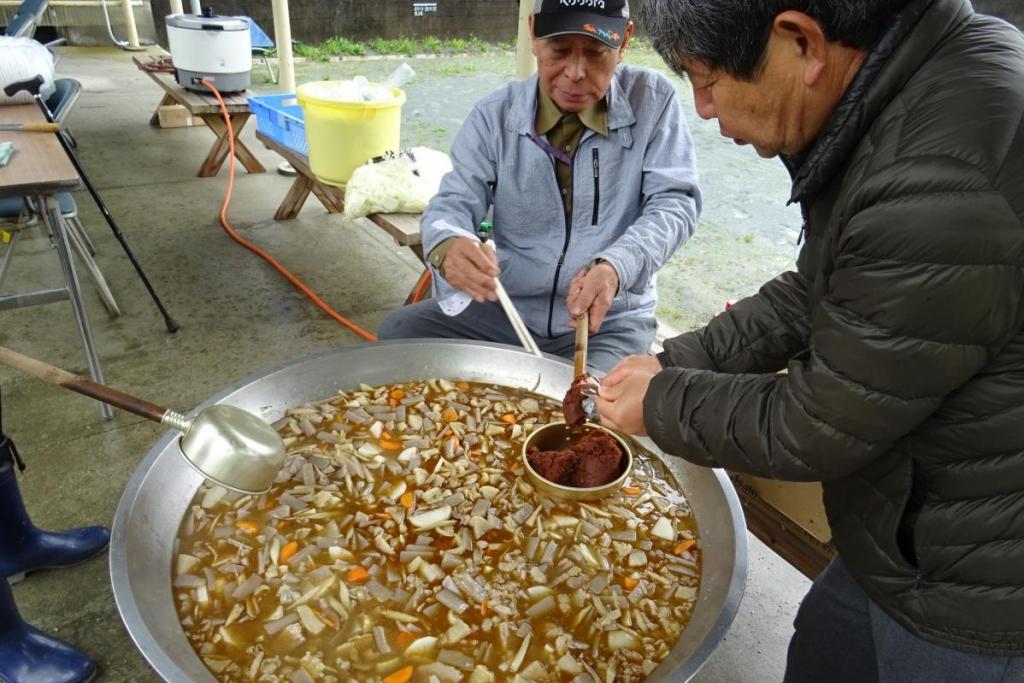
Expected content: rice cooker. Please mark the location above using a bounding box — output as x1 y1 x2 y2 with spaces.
166 8 251 93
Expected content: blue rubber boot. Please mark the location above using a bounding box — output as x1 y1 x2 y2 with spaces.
0 577 95 683
0 434 110 583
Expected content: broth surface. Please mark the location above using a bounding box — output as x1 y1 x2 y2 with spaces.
174 380 701 682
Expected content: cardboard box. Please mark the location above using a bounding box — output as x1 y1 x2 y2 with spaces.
158 104 194 129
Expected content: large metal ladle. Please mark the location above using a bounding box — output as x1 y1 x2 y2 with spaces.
0 346 285 494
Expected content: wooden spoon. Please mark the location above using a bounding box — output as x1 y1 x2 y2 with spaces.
562 311 593 426
573 310 589 379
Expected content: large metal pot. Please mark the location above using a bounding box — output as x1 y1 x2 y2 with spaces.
111 341 747 682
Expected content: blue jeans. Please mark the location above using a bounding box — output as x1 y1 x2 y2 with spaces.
377 299 656 373
784 558 1024 683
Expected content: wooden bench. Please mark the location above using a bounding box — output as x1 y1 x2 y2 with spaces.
255 129 424 262
132 56 266 178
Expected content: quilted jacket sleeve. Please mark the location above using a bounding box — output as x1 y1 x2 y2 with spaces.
645 156 1024 481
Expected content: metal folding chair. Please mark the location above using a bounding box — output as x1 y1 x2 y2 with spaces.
0 194 120 317
46 77 79 148
4 0 48 37
0 78 120 316
243 17 276 83
15 0 48 15
4 13 35 37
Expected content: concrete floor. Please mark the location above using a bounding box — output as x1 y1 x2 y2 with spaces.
1 48 810 682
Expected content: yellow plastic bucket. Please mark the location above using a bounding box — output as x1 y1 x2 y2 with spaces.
297 82 406 187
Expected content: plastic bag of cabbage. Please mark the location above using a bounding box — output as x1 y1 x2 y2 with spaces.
343 147 452 219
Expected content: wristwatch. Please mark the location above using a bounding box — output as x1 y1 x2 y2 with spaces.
427 237 458 272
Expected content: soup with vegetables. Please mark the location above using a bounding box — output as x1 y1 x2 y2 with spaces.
173 380 701 683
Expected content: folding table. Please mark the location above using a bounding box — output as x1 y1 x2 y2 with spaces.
0 103 112 419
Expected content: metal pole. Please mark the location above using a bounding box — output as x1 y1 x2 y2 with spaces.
42 196 115 421
22 85 180 333
271 0 295 94
516 0 536 79
120 0 140 48
169 0 183 14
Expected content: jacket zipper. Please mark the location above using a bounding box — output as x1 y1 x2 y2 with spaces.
545 134 597 337
547 152 575 337
591 147 600 227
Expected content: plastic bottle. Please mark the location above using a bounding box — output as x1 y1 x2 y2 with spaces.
382 63 416 90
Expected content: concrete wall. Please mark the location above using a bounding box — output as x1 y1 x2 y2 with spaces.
972 0 1024 29
149 0 521 48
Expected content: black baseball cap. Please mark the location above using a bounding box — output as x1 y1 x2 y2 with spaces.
533 0 630 49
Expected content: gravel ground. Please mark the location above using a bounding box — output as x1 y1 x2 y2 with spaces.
254 45 803 333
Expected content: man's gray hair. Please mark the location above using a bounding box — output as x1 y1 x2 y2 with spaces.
638 0 913 80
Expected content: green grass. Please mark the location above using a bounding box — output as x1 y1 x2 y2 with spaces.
293 42 329 61
420 36 444 53
322 36 366 56
370 37 417 56
444 37 468 52
626 36 654 52
466 35 488 52
285 34 668 64
289 35 516 60
438 62 477 76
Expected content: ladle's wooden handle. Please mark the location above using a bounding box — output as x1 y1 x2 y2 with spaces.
574 310 589 378
0 346 169 423
10 122 61 132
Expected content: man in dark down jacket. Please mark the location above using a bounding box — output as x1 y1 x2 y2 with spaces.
596 0 1024 680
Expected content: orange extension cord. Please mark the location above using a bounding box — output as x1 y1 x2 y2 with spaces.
201 79 386 342
410 268 432 303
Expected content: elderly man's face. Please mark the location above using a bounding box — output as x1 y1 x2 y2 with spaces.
679 13 859 159
531 19 633 113
682 54 805 159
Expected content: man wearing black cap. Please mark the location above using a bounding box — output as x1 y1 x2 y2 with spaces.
379 0 701 373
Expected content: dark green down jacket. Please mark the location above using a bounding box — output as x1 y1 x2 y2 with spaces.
645 0 1024 656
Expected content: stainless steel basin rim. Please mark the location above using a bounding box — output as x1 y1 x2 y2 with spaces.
110 339 748 682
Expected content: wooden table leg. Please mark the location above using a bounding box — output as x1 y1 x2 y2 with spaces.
198 113 267 177
272 175 345 220
149 93 177 127
274 175 314 220
198 114 230 177
227 114 266 174
310 183 344 214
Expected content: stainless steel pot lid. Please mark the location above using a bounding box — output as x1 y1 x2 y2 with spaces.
165 14 248 31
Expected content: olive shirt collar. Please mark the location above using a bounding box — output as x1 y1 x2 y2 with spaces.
534 84 609 137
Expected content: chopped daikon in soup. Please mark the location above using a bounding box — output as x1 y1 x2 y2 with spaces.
174 380 701 682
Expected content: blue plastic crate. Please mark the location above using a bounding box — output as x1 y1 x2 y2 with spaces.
248 93 308 156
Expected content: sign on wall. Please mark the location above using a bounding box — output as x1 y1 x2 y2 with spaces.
413 2 438 17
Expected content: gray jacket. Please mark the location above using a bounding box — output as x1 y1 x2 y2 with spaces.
423 65 701 338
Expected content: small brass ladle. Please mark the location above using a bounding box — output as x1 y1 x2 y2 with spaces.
0 346 285 494
525 311 632 499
